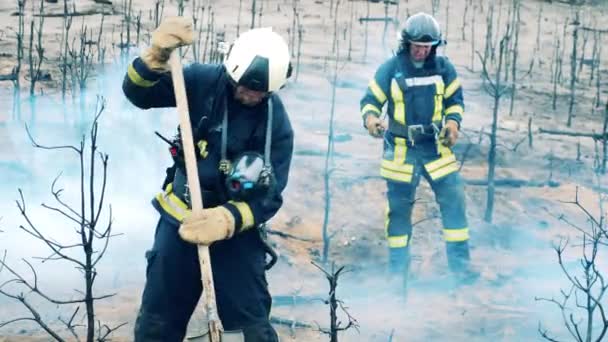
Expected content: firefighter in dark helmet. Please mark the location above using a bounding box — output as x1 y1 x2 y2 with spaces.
123 16 294 341
360 12 479 289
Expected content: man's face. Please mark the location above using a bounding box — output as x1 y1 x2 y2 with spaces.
409 43 432 62
234 85 269 107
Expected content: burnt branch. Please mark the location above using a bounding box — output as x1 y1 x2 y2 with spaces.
266 228 316 242
0 96 121 341
536 188 608 341
312 261 359 341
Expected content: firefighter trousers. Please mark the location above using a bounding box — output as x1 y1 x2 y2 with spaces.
385 167 471 275
134 217 278 342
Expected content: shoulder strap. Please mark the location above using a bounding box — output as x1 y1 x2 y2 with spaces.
220 96 274 173
264 97 274 167
192 69 230 140
393 53 409 93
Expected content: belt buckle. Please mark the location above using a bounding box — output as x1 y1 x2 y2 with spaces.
407 124 424 145
430 122 440 135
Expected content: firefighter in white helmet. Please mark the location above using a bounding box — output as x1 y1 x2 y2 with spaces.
123 17 293 341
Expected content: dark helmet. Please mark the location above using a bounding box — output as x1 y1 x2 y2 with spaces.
401 12 442 46
225 152 275 201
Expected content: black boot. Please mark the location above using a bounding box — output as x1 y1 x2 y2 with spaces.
388 247 411 296
446 241 480 286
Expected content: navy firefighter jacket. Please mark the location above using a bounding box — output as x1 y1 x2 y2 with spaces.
122 57 294 233
360 52 464 135
360 52 465 184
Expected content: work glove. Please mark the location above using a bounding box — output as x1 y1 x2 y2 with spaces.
178 206 236 245
141 16 194 72
440 119 460 147
365 114 386 138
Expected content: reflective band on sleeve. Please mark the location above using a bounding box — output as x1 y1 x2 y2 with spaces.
445 104 464 116
444 78 461 99
361 104 382 117
369 79 387 103
228 200 255 230
127 63 159 88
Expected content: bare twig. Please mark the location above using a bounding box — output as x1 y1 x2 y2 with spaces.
311 261 359 341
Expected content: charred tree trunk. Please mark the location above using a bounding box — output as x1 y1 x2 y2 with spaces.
567 11 580 127
322 0 341 264
602 100 608 174
483 36 509 223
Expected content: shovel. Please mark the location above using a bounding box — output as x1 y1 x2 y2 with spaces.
168 50 223 342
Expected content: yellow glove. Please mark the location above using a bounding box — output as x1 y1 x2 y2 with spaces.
440 119 460 147
365 114 386 138
178 206 235 245
141 16 194 72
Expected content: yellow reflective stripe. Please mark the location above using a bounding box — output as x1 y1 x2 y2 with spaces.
128 63 159 88
433 79 445 122
381 160 413 174
429 162 459 180
444 78 461 99
425 154 458 180
381 136 412 182
155 183 189 221
443 228 469 242
368 79 387 103
380 168 413 183
361 104 381 117
437 142 451 157
445 104 464 116
391 79 406 125
384 206 390 230
197 140 209 158
229 200 255 230
425 154 456 172
394 137 407 163
388 235 409 248
404 75 443 87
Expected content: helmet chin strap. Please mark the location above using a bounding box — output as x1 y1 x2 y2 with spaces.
219 95 274 179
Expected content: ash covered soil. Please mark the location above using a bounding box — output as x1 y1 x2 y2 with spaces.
1 0 608 341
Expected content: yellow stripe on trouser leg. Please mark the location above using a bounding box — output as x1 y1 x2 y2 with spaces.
443 227 469 242
385 203 409 248
388 235 409 248
384 206 390 233
391 79 406 125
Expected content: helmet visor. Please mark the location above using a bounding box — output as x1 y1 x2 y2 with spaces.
407 33 439 45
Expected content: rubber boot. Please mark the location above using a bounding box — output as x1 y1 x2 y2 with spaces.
388 247 411 297
446 241 480 286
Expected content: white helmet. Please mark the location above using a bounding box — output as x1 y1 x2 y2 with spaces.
224 28 292 92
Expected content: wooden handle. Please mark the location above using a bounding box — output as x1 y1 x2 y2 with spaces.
168 51 223 341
